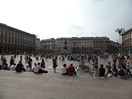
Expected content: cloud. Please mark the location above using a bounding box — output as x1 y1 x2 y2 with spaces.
94 0 104 2
129 0 132 5
68 25 83 31
67 25 84 36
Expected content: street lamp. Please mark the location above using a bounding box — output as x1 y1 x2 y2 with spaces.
115 28 125 53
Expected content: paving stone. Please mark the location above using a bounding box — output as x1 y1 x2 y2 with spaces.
0 55 132 99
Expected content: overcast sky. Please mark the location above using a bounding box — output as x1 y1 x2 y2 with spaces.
0 0 132 42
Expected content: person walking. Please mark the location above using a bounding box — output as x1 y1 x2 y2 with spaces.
52 57 57 73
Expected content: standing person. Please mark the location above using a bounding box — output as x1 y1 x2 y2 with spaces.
10 56 15 66
41 59 45 70
28 57 32 69
106 62 113 77
79 56 85 71
2 57 7 66
52 57 57 73
20 55 23 62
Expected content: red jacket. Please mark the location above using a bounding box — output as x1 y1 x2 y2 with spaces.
67 65 75 74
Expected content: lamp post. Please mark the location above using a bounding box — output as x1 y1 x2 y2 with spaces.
115 28 125 53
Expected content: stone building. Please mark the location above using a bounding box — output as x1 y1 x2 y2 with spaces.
40 38 55 54
0 23 36 54
40 37 119 54
35 38 41 54
55 37 93 54
109 41 119 53
54 37 115 54
93 37 110 53
122 28 132 55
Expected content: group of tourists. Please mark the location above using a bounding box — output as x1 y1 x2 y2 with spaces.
0 55 76 75
0 55 48 74
61 63 77 75
0 53 132 79
77 53 132 79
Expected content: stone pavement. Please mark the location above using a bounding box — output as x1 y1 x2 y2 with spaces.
0 70 132 99
0 55 132 99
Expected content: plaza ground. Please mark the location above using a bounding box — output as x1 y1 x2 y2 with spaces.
1 55 113 71
0 55 132 99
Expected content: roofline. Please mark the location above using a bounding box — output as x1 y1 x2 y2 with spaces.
122 28 132 35
0 23 36 37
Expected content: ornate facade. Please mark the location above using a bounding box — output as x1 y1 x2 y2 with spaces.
0 23 36 54
55 37 93 54
93 37 110 53
122 28 132 55
40 37 118 54
54 37 116 54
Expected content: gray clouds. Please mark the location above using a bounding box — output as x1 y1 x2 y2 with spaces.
67 25 84 36
0 0 132 41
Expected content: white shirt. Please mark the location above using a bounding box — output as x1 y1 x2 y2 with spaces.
34 65 41 73
10 65 16 71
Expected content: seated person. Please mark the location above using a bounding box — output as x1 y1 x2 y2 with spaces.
99 64 105 77
107 70 113 78
117 67 126 79
106 66 113 77
61 64 67 75
25 65 32 72
0 59 2 70
67 64 77 75
33 63 48 74
112 66 118 77
3 64 10 70
15 61 25 72
93 65 99 77
10 63 16 71
126 62 132 78
32 63 37 72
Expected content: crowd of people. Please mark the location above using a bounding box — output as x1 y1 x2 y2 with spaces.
76 53 132 79
0 53 132 79
0 55 48 74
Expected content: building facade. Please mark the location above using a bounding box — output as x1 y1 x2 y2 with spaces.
55 37 94 54
54 37 116 54
35 38 41 54
40 38 55 54
108 41 119 54
122 28 132 55
93 37 110 53
0 23 36 54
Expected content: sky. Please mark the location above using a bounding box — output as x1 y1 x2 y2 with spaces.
0 0 132 42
